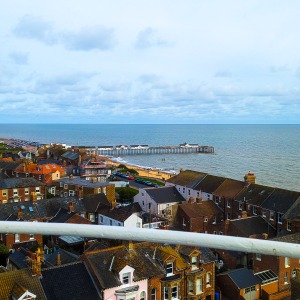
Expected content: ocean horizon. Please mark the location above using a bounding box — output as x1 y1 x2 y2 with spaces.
0 123 299 192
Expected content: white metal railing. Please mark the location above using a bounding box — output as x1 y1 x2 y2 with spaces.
0 221 300 258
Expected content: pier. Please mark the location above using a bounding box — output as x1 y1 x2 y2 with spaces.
78 143 214 156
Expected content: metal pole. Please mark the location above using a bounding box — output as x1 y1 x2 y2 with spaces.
0 221 300 258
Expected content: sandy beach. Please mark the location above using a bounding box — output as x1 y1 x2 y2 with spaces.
103 156 177 182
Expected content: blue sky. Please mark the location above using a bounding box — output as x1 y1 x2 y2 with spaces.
1 1 300 124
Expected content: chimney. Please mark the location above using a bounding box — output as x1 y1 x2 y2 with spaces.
196 196 202 204
36 247 44 263
78 187 83 199
244 172 256 186
241 211 247 218
69 174 73 180
69 201 74 213
180 168 184 173
17 207 23 220
57 252 61 266
189 196 194 203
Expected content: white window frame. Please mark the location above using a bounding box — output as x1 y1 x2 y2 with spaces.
196 278 202 294
171 286 178 299
287 221 292 231
15 233 20 243
122 272 130 284
285 257 290 268
278 213 283 224
166 262 173 276
226 200 231 208
253 206 257 215
238 202 243 211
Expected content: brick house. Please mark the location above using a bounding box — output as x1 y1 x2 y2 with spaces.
175 201 223 234
0 178 45 204
52 176 116 204
252 232 300 296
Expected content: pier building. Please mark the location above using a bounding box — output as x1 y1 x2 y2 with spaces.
76 143 214 156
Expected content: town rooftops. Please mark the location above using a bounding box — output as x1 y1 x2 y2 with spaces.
0 269 46 300
0 178 44 189
49 207 91 224
193 174 226 194
178 202 222 218
53 177 112 188
219 268 261 289
213 178 245 199
41 262 100 300
260 188 300 213
228 216 277 238
0 161 22 170
144 186 186 204
0 201 39 221
60 150 80 160
272 232 300 244
166 169 207 188
234 183 274 206
81 193 111 212
98 206 136 223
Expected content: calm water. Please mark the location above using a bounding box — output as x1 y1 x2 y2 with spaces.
0 124 299 191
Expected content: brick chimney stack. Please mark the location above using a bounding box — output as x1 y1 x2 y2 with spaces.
189 196 194 203
17 207 23 220
244 172 256 186
69 201 74 213
57 252 61 266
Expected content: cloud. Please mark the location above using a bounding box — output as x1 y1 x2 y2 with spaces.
13 15 115 51
13 15 57 45
62 26 115 51
9 52 29 65
214 70 232 78
135 28 171 49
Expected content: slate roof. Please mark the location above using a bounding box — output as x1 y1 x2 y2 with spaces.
0 269 46 300
36 197 86 219
213 178 245 199
260 188 300 213
49 207 77 223
178 202 223 218
41 262 100 300
221 268 261 289
54 177 112 188
174 245 216 264
0 201 39 221
98 207 135 222
0 161 22 170
81 193 111 212
166 170 207 188
234 183 274 206
284 200 300 219
228 216 277 238
0 177 44 189
43 248 79 267
60 150 80 161
272 232 300 244
193 175 226 193
83 243 166 290
144 186 186 204
8 250 28 269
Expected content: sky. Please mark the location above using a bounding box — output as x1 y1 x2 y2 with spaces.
1 1 300 124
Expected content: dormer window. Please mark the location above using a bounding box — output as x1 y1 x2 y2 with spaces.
122 272 131 284
191 256 198 269
166 262 173 276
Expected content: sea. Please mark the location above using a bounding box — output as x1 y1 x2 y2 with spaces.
0 124 299 192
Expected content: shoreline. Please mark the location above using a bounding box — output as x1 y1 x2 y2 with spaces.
103 156 177 181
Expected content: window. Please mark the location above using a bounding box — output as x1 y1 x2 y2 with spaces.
278 213 283 224
166 262 173 275
204 217 208 222
238 201 243 211
245 286 256 293
38 175 42 181
226 212 231 220
13 189 18 196
285 257 290 268
206 273 211 286
69 190 75 196
269 210 274 220
140 291 146 300
164 287 169 300
64 184 68 189
64 192 68 197
35 187 40 193
188 189 190 195
212 216 216 224
171 286 178 299
151 288 156 300
253 206 257 215
247 204 251 211
26 173 29 177
262 210 266 218
24 188 29 195
60 182 63 187
219 232 223 235
191 256 198 268
256 253 261 261
15 233 20 243
2 190 7 196
100 216 103 223
284 272 289 284
226 200 230 208
188 280 194 293
122 272 130 284
89 214 95 222
30 234 34 240
287 221 292 231
109 220 113 226
196 278 202 294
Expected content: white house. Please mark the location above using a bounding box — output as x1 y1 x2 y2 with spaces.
133 186 186 217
